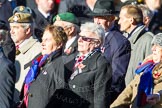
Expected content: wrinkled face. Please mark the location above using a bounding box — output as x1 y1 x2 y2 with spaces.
151 44 162 63
36 0 55 13
145 0 161 10
10 23 28 45
118 8 131 33
94 16 110 31
78 31 100 55
41 30 59 55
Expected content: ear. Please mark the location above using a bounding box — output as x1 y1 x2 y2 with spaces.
143 16 150 26
25 27 31 35
69 26 75 35
130 17 135 25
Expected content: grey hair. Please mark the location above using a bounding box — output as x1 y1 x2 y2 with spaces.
20 23 33 34
138 4 154 19
152 33 162 47
80 22 105 45
65 23 80 35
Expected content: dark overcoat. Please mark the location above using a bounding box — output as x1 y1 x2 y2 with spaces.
32 8 55 41
27 50 66 108
103 27 131 103
62 51 112 108
0 47 16 108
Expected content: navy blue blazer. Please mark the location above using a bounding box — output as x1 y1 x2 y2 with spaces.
103 27 131 103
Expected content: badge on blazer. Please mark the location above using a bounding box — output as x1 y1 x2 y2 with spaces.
42 70 47 75
70 64 86 80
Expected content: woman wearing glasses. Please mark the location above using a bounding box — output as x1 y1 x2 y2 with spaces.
19 25 67 108
60 22 112 108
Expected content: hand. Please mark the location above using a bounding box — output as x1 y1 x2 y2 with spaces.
146 93 160 105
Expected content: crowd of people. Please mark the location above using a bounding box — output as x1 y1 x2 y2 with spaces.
0 0 162 108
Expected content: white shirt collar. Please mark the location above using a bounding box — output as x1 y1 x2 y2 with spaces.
65 36 77 50
38 8 50 18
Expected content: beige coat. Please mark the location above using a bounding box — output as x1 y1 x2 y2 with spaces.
111 63 162 108
14 36 41 102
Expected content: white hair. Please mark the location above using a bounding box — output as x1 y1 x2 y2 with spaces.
80 22 105 44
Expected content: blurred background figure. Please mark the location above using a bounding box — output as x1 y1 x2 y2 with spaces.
144 0 162 34
16 0 36 10
58 0 93 25
0 20 16 63
0 20 16 108
138 4 154 31
33 0 56 41
0 0 13 27
8 12 41 104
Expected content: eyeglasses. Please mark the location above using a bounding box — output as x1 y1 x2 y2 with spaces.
79 35 99 43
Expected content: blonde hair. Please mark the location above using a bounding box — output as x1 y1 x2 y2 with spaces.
121 4 143 24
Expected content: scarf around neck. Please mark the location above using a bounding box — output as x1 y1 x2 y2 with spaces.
135 60 157 107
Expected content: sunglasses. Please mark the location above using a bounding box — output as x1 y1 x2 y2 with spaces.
79 35 99 42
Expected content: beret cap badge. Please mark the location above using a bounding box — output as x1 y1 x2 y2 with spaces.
13 15 19 22
56 15 61 21
19 6 24 12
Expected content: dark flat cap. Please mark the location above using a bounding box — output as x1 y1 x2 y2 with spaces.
88 0 118 16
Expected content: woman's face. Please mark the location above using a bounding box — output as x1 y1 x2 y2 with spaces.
41 30 59 55
78 31 100 55
152 44 162 63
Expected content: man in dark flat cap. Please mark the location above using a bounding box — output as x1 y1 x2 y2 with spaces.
88 0 131 104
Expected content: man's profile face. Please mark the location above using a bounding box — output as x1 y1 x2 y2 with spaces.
118 8 131 33
94 16 110 31
9 23 27 44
